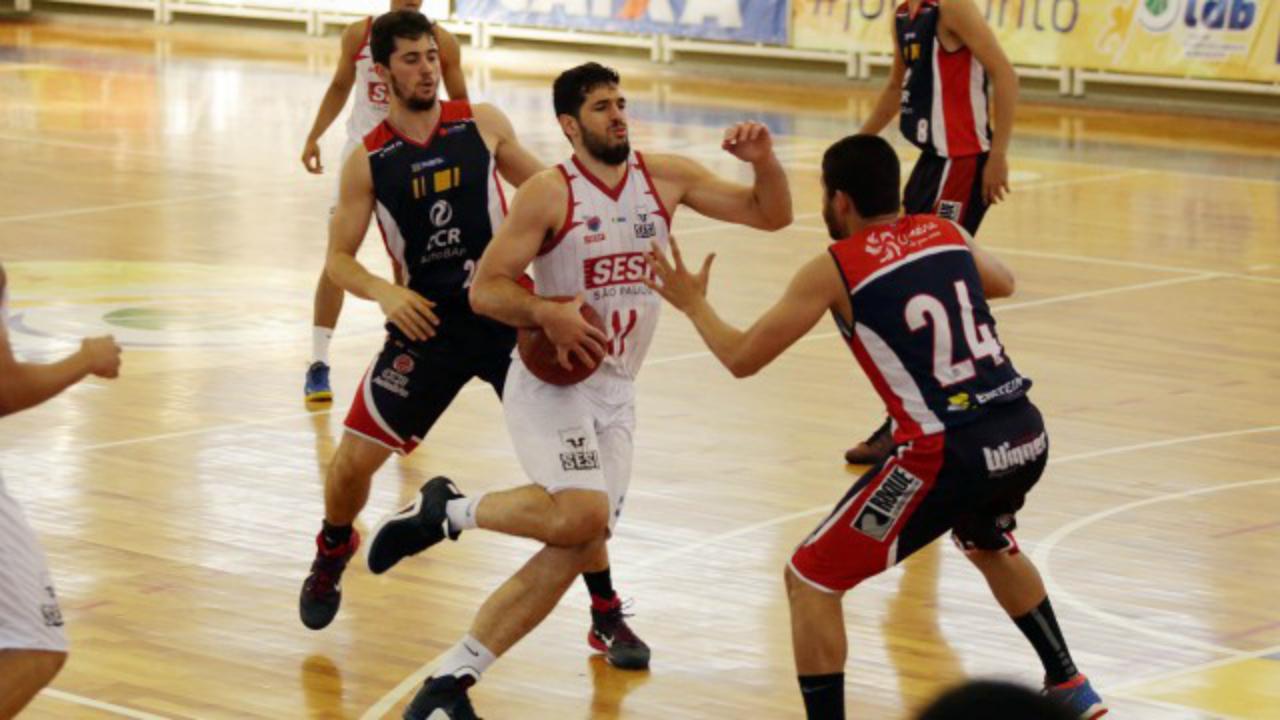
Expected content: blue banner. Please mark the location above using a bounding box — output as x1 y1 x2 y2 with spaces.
456 0 789 44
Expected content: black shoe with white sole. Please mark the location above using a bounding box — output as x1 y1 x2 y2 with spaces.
367 476 463 575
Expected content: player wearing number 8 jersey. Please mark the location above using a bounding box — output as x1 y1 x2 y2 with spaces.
646 134 1105 720
296 10 544 633
364 62 791 718
846 0 1020 465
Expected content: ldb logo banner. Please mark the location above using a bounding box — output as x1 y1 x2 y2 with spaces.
792 0 1279 83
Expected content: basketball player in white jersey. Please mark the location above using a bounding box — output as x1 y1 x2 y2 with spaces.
0 263 121 716
366 62 792 718
299 0 467 403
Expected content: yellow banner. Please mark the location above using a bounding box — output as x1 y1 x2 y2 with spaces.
792 0 1280 83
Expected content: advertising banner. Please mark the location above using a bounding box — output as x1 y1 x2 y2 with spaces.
457 0 790 44
792 0 1279 83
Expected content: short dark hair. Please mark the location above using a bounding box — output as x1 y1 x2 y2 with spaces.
371 10 434 67
915 680 1076 720
553 62 621 118
822 134 901 218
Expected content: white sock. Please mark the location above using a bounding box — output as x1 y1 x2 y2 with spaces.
434 634 496 681
446 494 483 532
312 326 333 365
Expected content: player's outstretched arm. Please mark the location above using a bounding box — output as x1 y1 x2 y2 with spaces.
470 170 607 369
646 238 842 378
473 103 546 189
647 122 791 232
944 0 1017 204
436 25 468 101
301 21 363 174
0 266 122 417
326 147 441 341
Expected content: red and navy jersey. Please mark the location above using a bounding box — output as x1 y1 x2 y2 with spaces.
364 101 508 342
896 0 992 158
829 215 1029 445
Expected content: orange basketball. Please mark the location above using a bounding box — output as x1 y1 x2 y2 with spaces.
517 297 606 386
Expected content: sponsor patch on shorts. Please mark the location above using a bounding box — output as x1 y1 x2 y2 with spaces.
851 466 924 542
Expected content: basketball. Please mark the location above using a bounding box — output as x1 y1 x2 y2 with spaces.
517 297 606 386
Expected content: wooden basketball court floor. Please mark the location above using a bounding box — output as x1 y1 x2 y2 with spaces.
1 16 1278 720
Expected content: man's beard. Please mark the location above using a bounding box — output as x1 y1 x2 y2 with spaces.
392 76 436 112
822 197 846 240
582 125 630 165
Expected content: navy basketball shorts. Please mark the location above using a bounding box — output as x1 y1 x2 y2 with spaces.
790 398 1048 593
904 151 991 235
344 331 512 455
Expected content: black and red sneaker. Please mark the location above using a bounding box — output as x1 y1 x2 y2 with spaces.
588 597 651 670
299 529 360 630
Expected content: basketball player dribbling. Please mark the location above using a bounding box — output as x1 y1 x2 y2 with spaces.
646 135 1106 720
847 0 1019 465
299 0 467 403
364 62 793 718
0 262 122 716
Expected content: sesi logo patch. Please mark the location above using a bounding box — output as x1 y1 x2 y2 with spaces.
368 81 388 104
584 252 652 289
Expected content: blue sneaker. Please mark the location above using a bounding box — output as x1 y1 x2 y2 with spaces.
1044 674 1108 720
304 361 333 403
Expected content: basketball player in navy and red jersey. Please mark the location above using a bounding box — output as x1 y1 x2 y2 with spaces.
647 135 1106 720
296 10 546 631
298 0 466 403
846 0 1019 465
0 263 122 716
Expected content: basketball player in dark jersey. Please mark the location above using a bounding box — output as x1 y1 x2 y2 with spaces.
296 11 654 674
646 135 1106 720
846 0 1019 465
299 0 467 404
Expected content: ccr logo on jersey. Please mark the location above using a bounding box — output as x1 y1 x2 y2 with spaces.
430 199 453 227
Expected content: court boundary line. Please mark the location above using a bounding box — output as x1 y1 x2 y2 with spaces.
4 269 1214 460
358 426 1280 719
1030 475 1280 658
40 687 173 720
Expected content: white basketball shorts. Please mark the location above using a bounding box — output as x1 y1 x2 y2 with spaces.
0 473 67 652
502 359 635 531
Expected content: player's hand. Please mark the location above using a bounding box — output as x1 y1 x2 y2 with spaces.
81 336 122 379
536 295 608 371
983 151 1010 205
722 121 773 164
644 236 715 314
375 284 440 341
302 139 323 174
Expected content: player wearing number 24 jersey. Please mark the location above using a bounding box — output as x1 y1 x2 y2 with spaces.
646 134 1106 720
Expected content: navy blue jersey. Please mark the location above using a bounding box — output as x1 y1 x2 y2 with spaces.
829 215 1028 444
896 0 992 158
363 101 509 343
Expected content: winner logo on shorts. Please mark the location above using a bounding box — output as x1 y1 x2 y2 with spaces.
559 428 600 472
851 467 924 542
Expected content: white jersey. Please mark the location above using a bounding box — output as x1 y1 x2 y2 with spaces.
532 151 672 382
346 17 389 144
